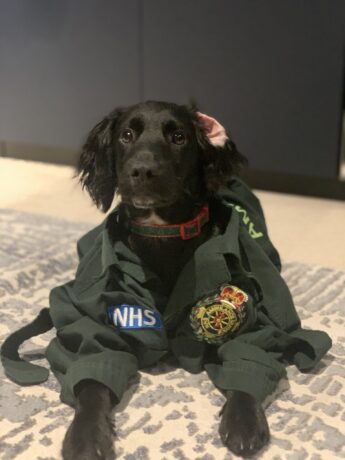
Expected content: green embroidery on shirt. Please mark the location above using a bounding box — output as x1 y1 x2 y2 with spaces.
226 203 264 239
248 222 264 239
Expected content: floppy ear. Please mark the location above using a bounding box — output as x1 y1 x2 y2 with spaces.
77 107 124 212
193 110 247 192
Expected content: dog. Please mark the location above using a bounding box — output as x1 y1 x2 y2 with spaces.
1 100 331 460
62 100 269 459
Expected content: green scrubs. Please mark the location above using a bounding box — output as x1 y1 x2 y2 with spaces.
2 178 332 407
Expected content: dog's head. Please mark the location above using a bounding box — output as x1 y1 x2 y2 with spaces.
78 100 245 212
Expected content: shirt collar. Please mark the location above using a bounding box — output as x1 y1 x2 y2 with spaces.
163 204 242 326
101 208 158 283
100 199 241 303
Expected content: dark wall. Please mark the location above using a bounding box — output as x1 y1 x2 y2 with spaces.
142 0 345 178
0 0 345 187
0 0 140 148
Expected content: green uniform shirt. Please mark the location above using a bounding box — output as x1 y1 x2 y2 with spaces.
2 178 332 407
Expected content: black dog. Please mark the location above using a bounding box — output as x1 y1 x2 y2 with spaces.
61 101 269 459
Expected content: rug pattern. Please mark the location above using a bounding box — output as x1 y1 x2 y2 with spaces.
0 208 344 460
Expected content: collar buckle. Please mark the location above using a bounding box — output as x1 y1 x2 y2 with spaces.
180 216 202 240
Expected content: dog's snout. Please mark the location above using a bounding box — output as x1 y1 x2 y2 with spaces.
130 165 156 181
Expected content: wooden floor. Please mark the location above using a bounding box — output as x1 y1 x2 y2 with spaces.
1 157 345 271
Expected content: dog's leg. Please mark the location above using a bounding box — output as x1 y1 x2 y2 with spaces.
62 380 116 460
219 390 270 457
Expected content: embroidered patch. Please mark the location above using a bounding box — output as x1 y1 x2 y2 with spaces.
107 305 163 329
190 284 248 345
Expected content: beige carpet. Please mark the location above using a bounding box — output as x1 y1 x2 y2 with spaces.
0 208 343 460
0 157 345 460
1 158 344 271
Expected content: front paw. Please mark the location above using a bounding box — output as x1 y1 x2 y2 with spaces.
62 411 116 460
219 390 270 458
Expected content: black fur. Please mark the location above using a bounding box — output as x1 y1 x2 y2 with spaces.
63 100 269 459
78 107 124 212
77 101 245 213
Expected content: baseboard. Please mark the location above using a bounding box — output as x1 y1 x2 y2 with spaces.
241 169 345 201
2 142 345 200
2 142 78 166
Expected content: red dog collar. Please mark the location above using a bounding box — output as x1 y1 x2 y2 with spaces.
129 204 210 240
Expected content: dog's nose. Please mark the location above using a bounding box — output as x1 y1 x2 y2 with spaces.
130 165 157 181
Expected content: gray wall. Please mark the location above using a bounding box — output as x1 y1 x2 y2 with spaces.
0 0 140 150
0 0 344 178
142 0 345 178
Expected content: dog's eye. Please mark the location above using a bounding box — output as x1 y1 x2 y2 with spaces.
120 129 134 143
172 130 186 145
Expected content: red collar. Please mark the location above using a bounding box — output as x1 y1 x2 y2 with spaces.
129 204 210 240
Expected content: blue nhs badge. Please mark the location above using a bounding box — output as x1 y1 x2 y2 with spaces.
107 304 163 330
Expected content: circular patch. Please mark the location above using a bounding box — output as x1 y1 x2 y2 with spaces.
190 285 248 345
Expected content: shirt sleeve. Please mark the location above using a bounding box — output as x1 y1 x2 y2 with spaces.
45 316 138 407
170 284 287 404
204 336 287 403
46 250 168 407
204 319 332 403
46 275 140 407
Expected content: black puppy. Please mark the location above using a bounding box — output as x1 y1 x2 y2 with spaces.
63 100 269 459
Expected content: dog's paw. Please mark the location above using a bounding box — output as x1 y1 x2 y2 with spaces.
62 411 116 460
219 390 270 458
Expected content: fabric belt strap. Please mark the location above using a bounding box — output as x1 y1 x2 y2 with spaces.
1 308 53 384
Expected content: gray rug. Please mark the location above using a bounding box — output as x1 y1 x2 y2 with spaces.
0 208 344 460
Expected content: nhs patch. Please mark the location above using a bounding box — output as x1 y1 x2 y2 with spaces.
107 304 163 330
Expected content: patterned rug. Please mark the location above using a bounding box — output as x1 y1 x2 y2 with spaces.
0 208 344 460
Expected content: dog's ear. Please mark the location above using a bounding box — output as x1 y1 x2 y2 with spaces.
191 109 247 192
77 107 124 212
